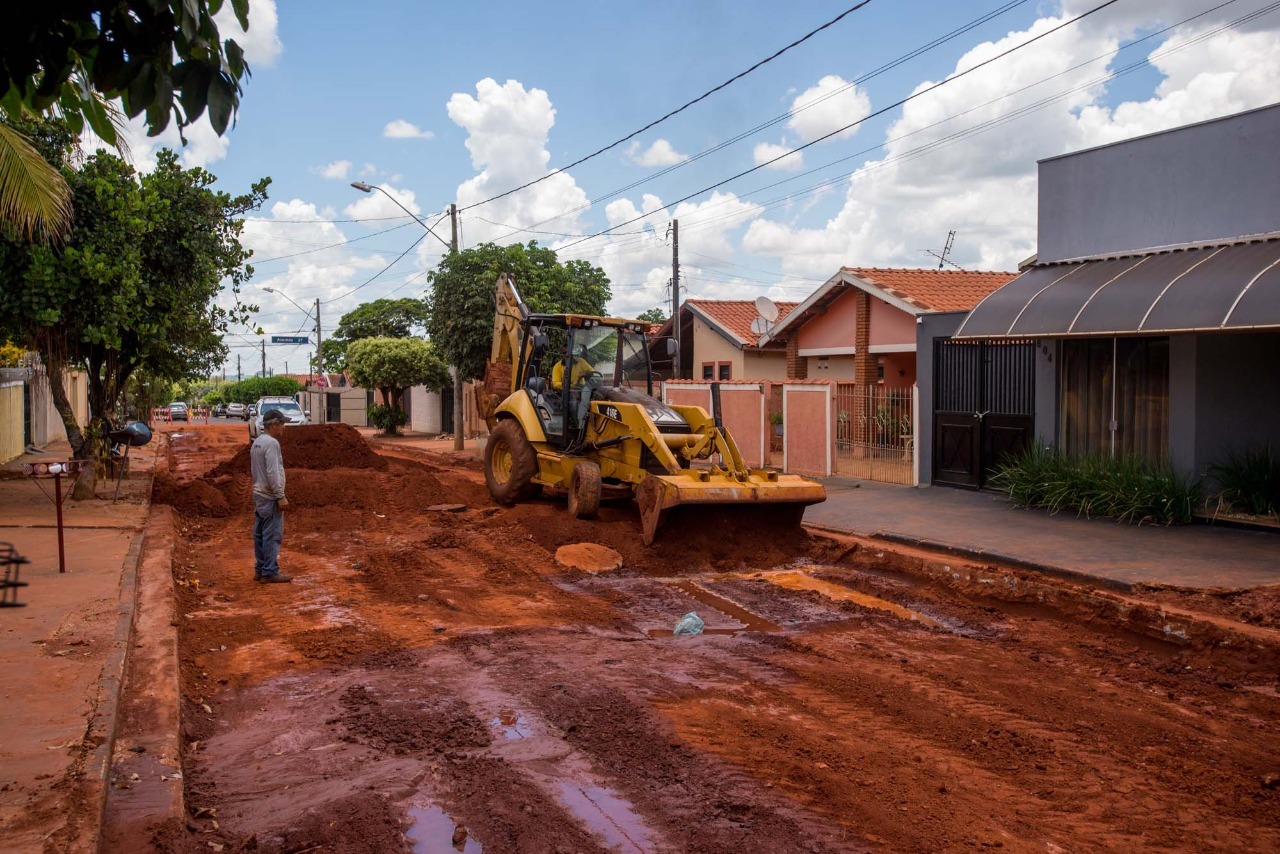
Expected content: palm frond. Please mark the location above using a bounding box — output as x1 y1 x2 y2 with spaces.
0 123 73 243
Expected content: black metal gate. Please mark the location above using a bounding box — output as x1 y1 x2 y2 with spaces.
440 387 455 434
933 338 1036 489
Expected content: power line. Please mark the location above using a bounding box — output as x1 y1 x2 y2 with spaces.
249 221 415 264
324 234 426 303
482 0 1030 246
557 0 1124 252
458 0 877 213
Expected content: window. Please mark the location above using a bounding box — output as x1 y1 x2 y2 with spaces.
1060 337 1169 460
718 362 732 381
702 362 715 380
876 357 886 383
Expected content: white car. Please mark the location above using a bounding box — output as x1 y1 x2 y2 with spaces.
226 402 247 419
248 397 310 441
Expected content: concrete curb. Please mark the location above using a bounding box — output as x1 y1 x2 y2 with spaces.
79 457 155 851
804 524 1280 660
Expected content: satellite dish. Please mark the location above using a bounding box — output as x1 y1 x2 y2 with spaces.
755 295 779 322
750 317 770 336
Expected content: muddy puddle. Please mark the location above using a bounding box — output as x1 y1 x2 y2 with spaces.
756 568 942 628
555 782 654 853
407 804 482 853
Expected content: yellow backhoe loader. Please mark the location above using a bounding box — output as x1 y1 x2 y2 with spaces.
477 274 825 544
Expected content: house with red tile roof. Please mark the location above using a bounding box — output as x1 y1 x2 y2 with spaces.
653 299 800 381
758 267 1017 385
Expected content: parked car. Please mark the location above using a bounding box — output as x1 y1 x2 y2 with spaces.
226 402 247 419
248 396 310 441
167 402 189 422
212 404 228 417
246 403 258 420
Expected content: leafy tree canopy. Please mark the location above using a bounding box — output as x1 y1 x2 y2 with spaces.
427 241 611 382
220 375 301 405
345 337 450 435
1 0 252 142
0 143 268 493
323 296 429 374
637 307 668 324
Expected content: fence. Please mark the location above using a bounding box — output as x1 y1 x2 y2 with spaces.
832 383 917 485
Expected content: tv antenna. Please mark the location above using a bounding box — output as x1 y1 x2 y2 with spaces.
923 230 964 270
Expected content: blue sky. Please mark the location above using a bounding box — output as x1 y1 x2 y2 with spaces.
105 1 1280 376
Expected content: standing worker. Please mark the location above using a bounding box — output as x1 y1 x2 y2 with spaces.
251 409 293 583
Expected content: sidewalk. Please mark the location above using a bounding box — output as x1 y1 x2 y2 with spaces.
805 478 1280 590
0 438 156 852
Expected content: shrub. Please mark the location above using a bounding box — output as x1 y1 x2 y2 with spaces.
366 404 407 434
1210 445 1280 517
989 446 1200 526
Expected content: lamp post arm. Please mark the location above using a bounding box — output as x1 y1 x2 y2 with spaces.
351 182 452 251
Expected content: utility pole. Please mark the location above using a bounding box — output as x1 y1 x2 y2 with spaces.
314 298 324 423
237 354 241 383
450 203 464 451
670 218 681 380
261 339 266 378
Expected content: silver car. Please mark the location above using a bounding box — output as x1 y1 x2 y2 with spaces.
248 397 310 441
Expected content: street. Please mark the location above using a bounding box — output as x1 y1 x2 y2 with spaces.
95 422 1280 852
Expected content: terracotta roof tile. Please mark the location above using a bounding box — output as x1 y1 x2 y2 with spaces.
844 267 1018 312
685 299 799 347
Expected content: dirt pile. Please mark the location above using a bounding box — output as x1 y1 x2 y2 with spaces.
150 476 232 517
206 423 387 480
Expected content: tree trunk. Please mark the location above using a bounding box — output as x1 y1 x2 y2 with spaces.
41 341 97 500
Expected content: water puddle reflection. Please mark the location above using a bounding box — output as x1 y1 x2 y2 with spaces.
556 782 653 853
761 570 941 628
407 804 482 853
491 708 525 739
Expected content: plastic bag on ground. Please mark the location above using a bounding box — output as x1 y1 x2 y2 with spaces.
672 611 705 637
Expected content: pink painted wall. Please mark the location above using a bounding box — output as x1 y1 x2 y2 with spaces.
869 297 917 347
796 288 858 350
882 353 916 388
720 385 766 467
783 385 831 477
664 386 712 412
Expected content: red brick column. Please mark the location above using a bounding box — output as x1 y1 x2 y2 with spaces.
853 291 875 447
786 335 807 380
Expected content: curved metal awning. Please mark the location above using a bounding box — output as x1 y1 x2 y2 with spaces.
954 239 1280 338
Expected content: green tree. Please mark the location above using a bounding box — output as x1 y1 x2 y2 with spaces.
1 1 255 241
427 241 611 382
0 146 268 496
323 297 429 374
345 337 450 436
220 376 302 405
637 307 668 324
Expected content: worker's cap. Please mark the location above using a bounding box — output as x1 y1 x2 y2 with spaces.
262 408 288 425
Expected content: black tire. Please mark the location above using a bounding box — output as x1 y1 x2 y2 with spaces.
567 460 602 519
485 419 539 505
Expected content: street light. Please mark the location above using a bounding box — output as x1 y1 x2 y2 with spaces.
350 182 452 251
350 182 464 450
261 286 325 407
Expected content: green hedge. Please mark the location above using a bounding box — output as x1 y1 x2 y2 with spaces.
989 446 1200 526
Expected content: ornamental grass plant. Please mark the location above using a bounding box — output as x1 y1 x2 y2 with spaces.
1209 444 1280 518
989 446 1200 525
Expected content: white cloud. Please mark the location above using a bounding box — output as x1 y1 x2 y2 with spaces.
447 78 590 245
787 75 872 143
213 0 282 66
341 183 422 221
310 159 352 180
753 141 804 171
626 139 689 167
383 119 435 140
742 3 1280 277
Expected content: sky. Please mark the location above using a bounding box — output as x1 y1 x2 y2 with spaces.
98 0 1280 377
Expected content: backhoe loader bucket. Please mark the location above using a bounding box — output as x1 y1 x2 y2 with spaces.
635 470 826 545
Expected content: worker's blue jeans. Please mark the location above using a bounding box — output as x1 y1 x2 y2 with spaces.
252 495 284 578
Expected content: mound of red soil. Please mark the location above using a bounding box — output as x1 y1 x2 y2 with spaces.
151 475 231 517
206 424 387 480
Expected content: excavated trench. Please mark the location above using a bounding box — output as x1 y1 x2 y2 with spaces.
122 424 1280 853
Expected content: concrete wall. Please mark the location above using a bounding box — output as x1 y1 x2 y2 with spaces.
805 355 856 380
407 386 443 433
692 317 743 380
742 350 788 381
1191 331 1280 480
782 383 833 477
1038 104 1280 263
915 312 964 485
302 386 368 426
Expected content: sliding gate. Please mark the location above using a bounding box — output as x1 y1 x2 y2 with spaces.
933 339 1035 489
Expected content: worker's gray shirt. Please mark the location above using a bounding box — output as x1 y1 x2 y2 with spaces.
250 433 287 501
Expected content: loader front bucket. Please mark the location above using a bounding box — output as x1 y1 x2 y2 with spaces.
635 470 826 545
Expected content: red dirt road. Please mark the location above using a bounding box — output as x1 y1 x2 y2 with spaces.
132 424 1280 852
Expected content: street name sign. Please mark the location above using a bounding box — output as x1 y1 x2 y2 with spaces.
270 335 310 344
